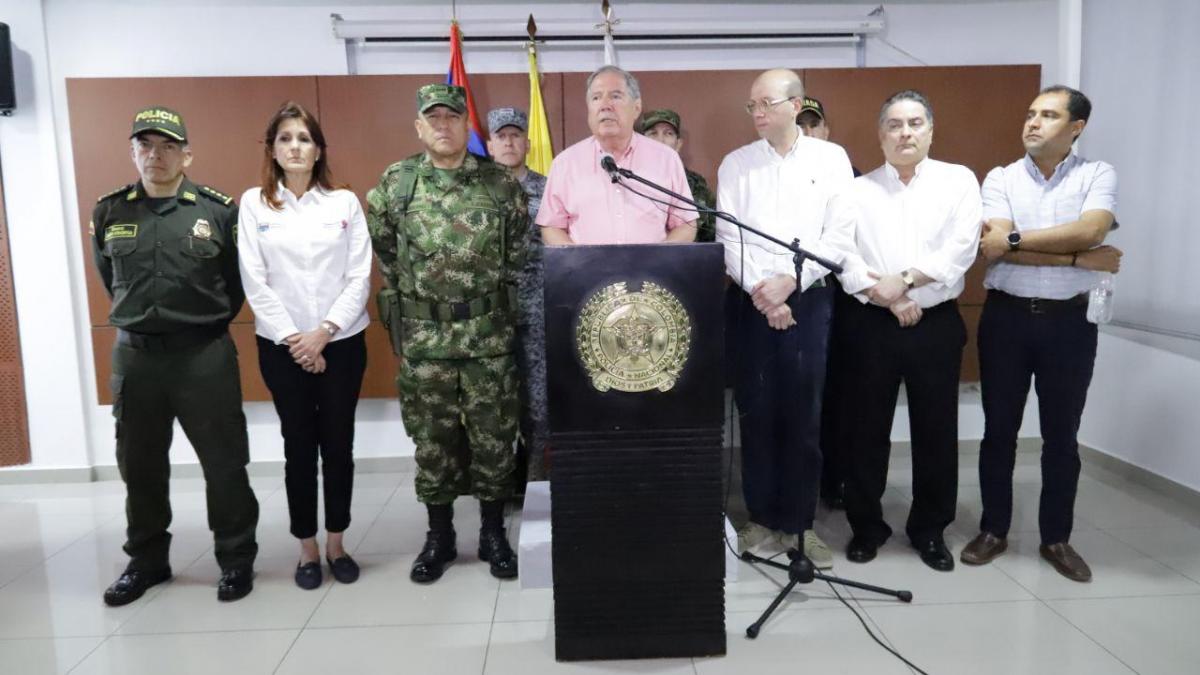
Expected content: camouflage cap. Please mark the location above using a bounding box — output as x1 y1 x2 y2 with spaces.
640 108 681 134
416 84 467 114
799 97 825 120
487 107 528 134
130 106 187 142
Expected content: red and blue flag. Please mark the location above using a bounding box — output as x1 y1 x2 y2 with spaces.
446 21 488 157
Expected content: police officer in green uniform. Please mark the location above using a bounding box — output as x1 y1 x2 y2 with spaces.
639 108 717 242
92 106 259 605
367 85 529 583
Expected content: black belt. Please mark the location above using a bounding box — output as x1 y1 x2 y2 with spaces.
987 290 1087 315
116 325 226 351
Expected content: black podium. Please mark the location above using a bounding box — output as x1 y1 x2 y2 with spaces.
544 243 727 661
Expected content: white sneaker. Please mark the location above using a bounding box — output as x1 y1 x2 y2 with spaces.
777 531 799 551
803 530 834 569
737 522 774 554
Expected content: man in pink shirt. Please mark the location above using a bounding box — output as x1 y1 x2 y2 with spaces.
537 66 698 245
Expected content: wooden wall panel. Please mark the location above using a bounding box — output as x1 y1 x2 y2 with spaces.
0 163 32 466
802 65 1040 182
70 66 1035 403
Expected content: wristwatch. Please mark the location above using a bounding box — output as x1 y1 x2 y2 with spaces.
1007 231 1022 251
900 269 916 289
320 321 338 337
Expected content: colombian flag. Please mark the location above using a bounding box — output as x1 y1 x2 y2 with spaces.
446 21 488 157
526 47 554 175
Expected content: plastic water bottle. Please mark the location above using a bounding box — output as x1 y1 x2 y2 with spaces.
1087 273 1114 324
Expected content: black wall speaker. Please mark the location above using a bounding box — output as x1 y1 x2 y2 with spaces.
0 23 14 116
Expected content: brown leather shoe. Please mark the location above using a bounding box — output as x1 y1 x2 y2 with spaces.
1040 542 1092 582
960 532 1007 565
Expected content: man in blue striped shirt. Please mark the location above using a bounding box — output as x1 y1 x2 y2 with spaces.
962 86 1123 582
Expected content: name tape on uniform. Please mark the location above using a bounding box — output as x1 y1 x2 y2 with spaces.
104 224 138 241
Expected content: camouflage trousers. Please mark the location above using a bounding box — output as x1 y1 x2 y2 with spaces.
397 355 519 504
516 320 549 481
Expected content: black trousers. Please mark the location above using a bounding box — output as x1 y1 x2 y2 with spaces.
819 281 857 500
112 330 259 572
257 331 367 539
841 300 966 546
728 283 832 534
978 291 1097 545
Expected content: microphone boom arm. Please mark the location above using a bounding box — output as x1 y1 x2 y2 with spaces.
609 164 843 276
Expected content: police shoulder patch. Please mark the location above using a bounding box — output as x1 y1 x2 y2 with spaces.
96 184 135 203
198 185 234 206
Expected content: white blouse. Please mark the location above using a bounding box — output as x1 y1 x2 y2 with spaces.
237 184 372 343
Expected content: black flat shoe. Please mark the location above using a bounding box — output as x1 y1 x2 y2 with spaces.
217 567 254 602
914 539 955 572
103 566 172 607
846 537 879 564
326 555 360 584
295 561 322 590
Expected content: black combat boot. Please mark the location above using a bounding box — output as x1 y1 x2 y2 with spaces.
478 500 518 579
411 503 457 583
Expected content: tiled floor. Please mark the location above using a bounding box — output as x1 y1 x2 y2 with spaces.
2 453 1198 675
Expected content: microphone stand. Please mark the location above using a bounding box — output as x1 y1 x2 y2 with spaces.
605 160 914 638
604 161 843 280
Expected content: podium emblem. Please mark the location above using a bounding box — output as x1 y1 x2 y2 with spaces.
576 281 691 393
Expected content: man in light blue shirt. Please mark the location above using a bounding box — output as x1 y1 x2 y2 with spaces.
962 85 1123 582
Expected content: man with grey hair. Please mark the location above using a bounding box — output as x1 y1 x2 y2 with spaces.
538 65 697 245
485 107 549 485
717 69 855 568
837 90 982 571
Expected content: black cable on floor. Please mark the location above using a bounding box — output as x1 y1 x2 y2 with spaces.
824 577 932 675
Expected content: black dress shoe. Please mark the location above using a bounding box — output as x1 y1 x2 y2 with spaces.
846 537 879 564
295 561 322 590
478 527 518 579
103 566 172 607
217 567 254 602
914 539 955 572
411 529 457 583
326 555 360 584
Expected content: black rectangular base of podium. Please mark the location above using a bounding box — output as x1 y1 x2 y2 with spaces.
551 429 726 661
544 244 727 661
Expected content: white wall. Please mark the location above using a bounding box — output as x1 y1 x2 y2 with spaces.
0 0 91 469
1075 0 1200 493
2 0 1061 471
1081 332 1200 493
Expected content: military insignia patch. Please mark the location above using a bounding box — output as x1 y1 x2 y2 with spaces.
576 281 691 393
104 224 138 241
192 219 213 240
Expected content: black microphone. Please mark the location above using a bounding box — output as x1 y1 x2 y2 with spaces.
600 154 620 182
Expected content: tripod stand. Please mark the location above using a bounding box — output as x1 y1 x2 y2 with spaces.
740 549 912 638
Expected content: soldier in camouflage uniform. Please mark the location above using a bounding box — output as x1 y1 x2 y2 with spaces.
640 109 717 242
485 107 548 488
367 85 529 583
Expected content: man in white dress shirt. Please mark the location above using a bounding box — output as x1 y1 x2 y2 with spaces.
838 90 982 571
717 69 856 568
962 86 1122 582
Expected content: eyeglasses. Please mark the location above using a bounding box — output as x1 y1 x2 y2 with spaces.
744 97 796 115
